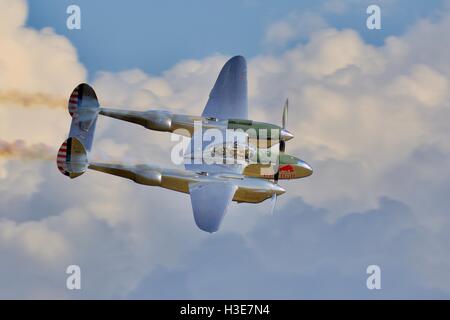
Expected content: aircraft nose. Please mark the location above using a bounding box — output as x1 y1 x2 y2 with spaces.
298 160 313 177
280 129 294 141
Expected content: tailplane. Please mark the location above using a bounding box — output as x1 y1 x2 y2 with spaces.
57 83 99 178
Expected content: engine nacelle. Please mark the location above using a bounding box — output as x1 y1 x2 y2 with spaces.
134 168 162 186
142 110 173 132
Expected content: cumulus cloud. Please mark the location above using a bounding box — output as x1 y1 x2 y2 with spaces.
130 197 450 299
0 0 86 146
264 11 329 49
94 55 227 113
0 0 86 94
249 16 450 215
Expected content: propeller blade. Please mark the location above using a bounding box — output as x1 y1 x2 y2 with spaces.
282 98 289 129
275 98 289 183
280 140 285 153
274 140 281 183
274 139 285 183
270 193 277 214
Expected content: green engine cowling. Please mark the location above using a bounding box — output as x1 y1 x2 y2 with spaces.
228 119 286 147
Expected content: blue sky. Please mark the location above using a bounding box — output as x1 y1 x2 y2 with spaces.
27 0 447 75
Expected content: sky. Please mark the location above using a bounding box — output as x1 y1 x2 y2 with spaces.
26 0 447 74
1 0 450 299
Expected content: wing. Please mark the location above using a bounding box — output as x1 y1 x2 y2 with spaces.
202 55 248 120
189 182 238 233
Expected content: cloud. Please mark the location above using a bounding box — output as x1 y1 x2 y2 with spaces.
0 219 70 264
0 0 27 31
322 0 349 14
264 11 328 49
0 0 86 94
0 0 86 173
94 55 228 114
130 197 450 299
248 15 450 215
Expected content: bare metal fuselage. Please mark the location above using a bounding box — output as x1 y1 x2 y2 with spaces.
98 108 313 181
88 162 286 203
98 108 293 147
89 108 311 204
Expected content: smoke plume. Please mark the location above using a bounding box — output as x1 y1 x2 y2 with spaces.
0 140 54 160
0 90 66 108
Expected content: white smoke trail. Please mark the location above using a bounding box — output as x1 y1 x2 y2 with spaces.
0 140 54 160
0 90 66 109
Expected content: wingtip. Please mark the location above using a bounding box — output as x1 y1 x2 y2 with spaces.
228 55 246 64
196 222 219 233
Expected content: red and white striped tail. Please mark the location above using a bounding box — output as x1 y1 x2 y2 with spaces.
57 139 69 176
56 137 88 179
68 87 79 117
65 83 99 153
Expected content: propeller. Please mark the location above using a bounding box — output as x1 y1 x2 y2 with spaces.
282 98 288 131
270 99 289 214
274 98 288 183
269 193 278 215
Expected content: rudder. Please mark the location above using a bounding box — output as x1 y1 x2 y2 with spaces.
56 137 88 178
67 83 99 152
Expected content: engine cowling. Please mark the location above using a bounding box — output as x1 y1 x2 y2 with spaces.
142 110 172 132
134 168 162 186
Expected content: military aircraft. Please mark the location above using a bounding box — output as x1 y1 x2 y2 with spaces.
57 56 312 232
